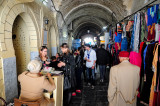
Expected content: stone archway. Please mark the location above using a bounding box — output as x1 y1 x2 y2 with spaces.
0 2 39 103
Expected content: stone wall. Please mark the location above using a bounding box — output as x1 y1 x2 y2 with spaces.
0 0 59 104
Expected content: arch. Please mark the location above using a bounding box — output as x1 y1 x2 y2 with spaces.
0 3 39 54
64 3 114 20
0 1 39 103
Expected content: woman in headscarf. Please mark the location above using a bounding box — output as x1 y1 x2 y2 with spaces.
18 60 56 106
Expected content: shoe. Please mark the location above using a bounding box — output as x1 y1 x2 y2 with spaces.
100 79 102 82
87 83 91 86
76 90 81 93
91 85 94 89
72 92 76 96
101 79 104 82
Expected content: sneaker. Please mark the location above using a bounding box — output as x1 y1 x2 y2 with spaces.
76 90 81 93
91 85 94 89
100 79 102 82
87 83 91 86
101 79 104 82
72 92 76 96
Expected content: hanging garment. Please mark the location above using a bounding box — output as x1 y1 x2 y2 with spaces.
115 33 122 43
147 4 159 26
115 42 121 53
126 21 134 32
122 23 126 37
149 44 158 106
133 12 141 52
130 15 136 51
141 13 146 42
121 37 128 51
139 42 145 54
140 42 157 104
139 43 147 96
147 24 156 41
155 24 160 41
129 51 142 68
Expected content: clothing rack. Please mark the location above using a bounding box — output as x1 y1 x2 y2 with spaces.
109 0 158 27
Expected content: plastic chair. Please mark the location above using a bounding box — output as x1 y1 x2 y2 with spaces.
14 98 40 106
0 97 7 106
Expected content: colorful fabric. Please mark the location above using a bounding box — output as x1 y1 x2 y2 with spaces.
115 42 121 53
121 37 128 51
133 12 141 52
129 51 142 68
126 21 134 32
147 4 159 26
141 13 146 42
115 33 122 43
155 24 160 41
147 24 156 41
149 44 158 106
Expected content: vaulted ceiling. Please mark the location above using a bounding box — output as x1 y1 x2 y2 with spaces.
56 0 133 38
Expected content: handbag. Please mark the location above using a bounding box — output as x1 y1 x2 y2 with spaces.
63 76 71 90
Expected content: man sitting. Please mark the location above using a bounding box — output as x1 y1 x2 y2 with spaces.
18 60 56 106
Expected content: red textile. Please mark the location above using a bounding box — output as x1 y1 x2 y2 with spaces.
119 51 129 57
139 42 145 54
129 51 142 68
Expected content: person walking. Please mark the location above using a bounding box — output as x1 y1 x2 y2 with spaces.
84 44 97 89
108 51 140 106
96 44 110 82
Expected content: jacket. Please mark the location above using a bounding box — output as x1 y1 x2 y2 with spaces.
96 48 110 65
108 60 140 106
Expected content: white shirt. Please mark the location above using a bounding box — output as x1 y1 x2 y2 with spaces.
84 49 97 68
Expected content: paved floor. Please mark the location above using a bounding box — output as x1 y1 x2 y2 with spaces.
69 79 109 106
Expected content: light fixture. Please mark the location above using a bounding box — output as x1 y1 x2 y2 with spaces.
87 30 90 34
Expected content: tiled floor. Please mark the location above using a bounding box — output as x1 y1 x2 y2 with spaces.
69 79 109 106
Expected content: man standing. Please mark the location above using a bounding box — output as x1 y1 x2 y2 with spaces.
108 51 140 106
96 44 110 82
84 44 97 89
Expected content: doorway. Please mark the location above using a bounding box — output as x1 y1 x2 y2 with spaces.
12 15 30 95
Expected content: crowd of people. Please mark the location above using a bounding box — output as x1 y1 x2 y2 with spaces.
17 42 141 106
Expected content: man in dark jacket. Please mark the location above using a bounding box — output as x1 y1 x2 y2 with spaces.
96 44 110 82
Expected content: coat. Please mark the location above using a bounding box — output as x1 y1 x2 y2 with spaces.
18 71 55 106
108 60 140 106
60 53 76 91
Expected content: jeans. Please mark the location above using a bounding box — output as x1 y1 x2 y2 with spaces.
99 65 106 80
86 67 95 85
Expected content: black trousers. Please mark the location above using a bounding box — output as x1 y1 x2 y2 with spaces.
76 67 83 89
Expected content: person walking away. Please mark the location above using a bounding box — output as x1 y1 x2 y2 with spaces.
84 44 97 89
80 45 86 82
96 44 110 82
108 51 140 106
75 47 83 93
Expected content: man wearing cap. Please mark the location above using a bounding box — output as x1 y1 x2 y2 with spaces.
108 51 140 106
18 60 56 105
84 44 97 89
